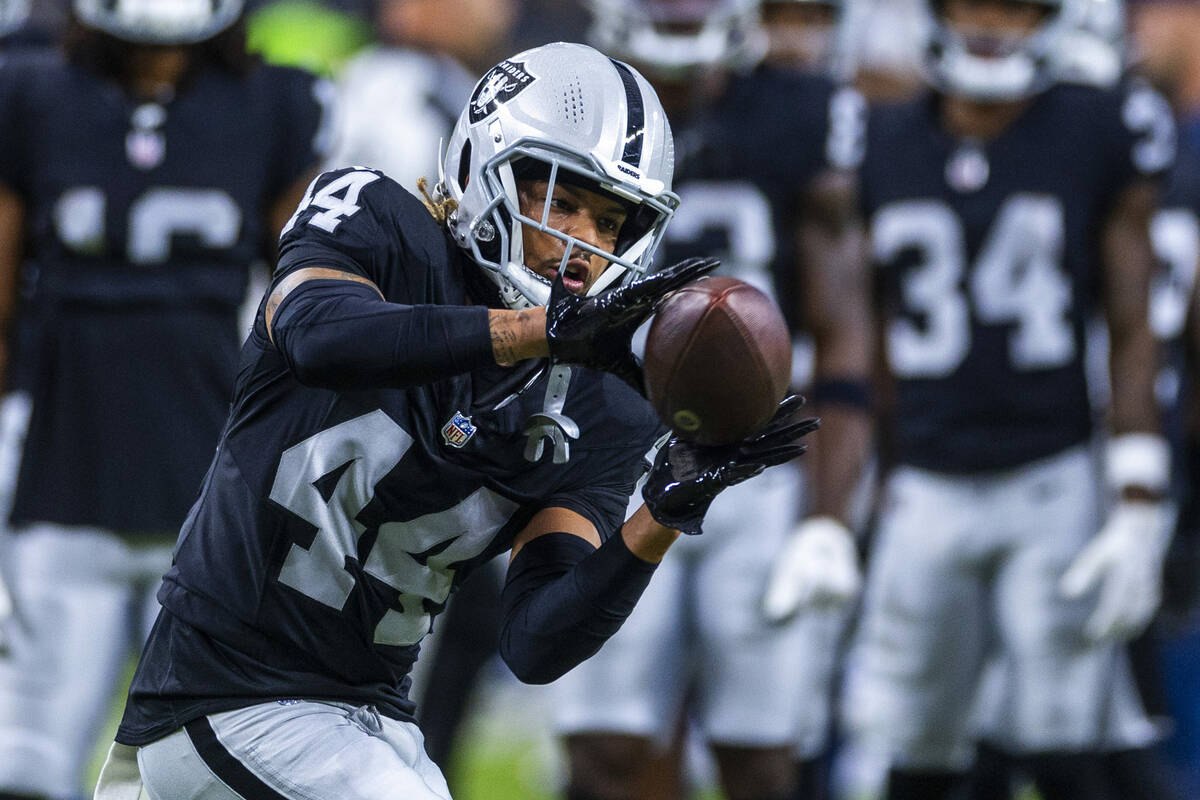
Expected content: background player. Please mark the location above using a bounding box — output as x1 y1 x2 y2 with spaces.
961 4 1197 798
94 42 817 800
842 0 1177 798
0 2 329 797
325 0 514 191
553 2 871 799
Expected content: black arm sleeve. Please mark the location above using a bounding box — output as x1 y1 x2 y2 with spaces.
499 531 657 685
271 278 495 390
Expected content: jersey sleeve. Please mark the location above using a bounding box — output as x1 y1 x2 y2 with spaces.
1107 80 1176 188
822 83 868 172
265 65 334 200
275 167 437 300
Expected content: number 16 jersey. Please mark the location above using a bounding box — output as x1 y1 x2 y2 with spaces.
862 81 1174 473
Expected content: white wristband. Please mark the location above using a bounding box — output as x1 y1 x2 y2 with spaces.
1106 433 1170 495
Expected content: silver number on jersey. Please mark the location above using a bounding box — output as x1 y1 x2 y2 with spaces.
826 87 867 171
875 194 1073 378
129 188 242 264
280 169 381 236
667 181 776 293
270 410 516 646
1149 208 1200 341
1123 84 1176 176
52 186 242 263
874 200 970 378
365 488 517 645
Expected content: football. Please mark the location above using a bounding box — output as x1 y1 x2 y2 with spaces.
644 276 792 446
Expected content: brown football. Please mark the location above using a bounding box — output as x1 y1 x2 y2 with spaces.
644 276 792 446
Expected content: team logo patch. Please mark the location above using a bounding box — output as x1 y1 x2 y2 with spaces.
468 60 536 123
441 411 477 448
945 143 989 193
126 129 165 170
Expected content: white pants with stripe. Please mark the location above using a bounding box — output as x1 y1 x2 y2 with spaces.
98 700 450 800
0 524 172 798
842 445 1155 770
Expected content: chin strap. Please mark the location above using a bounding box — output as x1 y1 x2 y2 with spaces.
524 363 580 464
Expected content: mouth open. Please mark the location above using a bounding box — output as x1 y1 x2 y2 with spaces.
554 258 591 294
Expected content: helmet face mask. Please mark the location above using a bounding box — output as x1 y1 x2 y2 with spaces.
73 0 245 45
441 43 679 310
923 0 1079 102
588 0 767 80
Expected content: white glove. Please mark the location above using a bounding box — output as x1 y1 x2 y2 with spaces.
762 516 861 623
1059 501 1172 643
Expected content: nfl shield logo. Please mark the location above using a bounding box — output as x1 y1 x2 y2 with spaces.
441 411 477 448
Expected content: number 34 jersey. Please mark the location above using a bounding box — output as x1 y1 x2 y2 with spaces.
115 170 661 746
0 52 328 533
863 82 1175 473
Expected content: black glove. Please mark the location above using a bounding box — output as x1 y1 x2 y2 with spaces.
546 257 720 391
642 395 819 535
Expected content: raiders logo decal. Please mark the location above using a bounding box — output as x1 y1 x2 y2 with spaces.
468 60 536 123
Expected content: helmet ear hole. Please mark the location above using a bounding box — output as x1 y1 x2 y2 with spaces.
458 141 472 189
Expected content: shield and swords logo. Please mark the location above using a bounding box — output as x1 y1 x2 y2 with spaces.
468 60 536 123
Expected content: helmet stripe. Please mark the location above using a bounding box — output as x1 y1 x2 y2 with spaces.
610 59 646 169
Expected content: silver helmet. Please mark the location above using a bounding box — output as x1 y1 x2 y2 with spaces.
922 0 1083 101
0 0 30 38
73 0 244 45
439 42 678 310
587 0 767 79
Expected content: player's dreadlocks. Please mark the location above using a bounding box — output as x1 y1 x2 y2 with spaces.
417 177 458 226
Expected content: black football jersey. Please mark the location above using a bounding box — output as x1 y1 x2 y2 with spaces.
115 169 660 745
0 51 328 532
863 82 1175 473
663 67 864 326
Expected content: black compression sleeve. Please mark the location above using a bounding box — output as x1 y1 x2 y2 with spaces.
270 278 494 390
499 531 657 684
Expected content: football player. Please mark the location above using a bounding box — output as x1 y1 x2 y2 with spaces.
323 0 518 781
553 3 872 799
842 0 1177 798
92 42 816 800
0 1 330 797
964 5 1198 797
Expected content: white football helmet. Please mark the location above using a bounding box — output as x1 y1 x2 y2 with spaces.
587 0 767 79
922 0 1084 101
439 42 678 310
73 0 244 45
0 0 30 38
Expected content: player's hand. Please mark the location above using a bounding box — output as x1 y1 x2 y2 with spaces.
1059 500 1172 643
545 257 719 391
762 516 861 623
642 395 818 536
